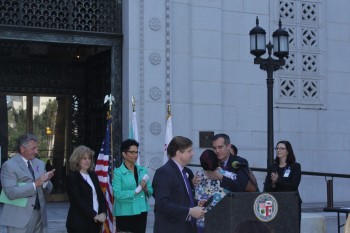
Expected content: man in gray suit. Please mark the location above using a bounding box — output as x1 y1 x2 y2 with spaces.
0 134 55 233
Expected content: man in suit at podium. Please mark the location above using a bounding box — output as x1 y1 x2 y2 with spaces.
206 133 250 192
152 136 206 233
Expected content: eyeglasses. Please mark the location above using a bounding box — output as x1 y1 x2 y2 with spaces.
125 151 139 155
274 147 286 151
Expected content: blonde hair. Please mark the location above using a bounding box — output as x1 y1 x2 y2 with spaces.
69 145 95 172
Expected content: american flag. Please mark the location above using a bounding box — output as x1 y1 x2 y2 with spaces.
95 119 115 233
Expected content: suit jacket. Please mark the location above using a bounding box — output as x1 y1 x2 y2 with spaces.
152 159 196 233
112 163 153 216
264 162 302 203
220 155 250 192
66 171 107 230
0 154 53 228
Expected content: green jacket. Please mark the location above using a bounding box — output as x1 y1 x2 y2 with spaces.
112 163 153 216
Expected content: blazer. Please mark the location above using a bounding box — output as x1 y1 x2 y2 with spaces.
220 155 250 192
0 154 53 228
152 159 196 233
263 162 302 203
112 163 153 216
66 171 107 229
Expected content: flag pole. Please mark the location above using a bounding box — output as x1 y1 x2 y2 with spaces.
107 98 113 175
101 93 116 233
132 95 136 112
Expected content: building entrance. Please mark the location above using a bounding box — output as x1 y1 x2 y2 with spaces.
0 0 123 195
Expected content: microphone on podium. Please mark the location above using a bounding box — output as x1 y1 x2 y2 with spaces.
231 161 248 169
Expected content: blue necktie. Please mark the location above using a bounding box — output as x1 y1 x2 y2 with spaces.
28 161 40 210
182 169 195 207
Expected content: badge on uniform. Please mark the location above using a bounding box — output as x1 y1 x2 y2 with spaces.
283 168 291 177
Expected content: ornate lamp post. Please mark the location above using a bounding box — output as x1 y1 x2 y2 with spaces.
249 17 289 168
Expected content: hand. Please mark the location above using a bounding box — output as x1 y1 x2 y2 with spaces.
94 213 106 223
205 169 223 181
140 179 147 189
271 172 278 183
41 169 55 182
192 174 201 187
198 199 207 207
35 169 55 187
189 206 206 219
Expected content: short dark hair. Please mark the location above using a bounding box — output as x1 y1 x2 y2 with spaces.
231 144 238 155
200 149 218 171
16 134 38 152
212 133 230 145
274 140 296 165
120 139 139 153
167 136 192 158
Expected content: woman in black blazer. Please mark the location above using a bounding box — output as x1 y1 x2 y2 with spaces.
66 145 107 233
264 140 302 232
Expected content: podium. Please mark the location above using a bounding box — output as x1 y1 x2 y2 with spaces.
205 192 300 233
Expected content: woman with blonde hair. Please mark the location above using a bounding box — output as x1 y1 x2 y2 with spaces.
66 145 107 233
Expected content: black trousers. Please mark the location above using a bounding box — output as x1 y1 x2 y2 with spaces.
115 212 148 233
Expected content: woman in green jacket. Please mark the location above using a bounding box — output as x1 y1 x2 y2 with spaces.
112 139 153 233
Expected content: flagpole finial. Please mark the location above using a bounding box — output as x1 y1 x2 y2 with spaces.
104 94 115 119
132 95 136 112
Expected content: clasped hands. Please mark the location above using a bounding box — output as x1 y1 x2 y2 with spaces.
34 169 55 187
94 213 106 223
271 172 279 184
135 179 148 195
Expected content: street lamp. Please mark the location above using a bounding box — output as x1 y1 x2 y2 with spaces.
249 17 289 168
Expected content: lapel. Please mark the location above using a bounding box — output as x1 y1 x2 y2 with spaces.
14 154 35 181
168 159 188 195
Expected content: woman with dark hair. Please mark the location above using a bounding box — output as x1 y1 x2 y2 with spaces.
195 149 237 233
112 139 153 233
263 140 302 232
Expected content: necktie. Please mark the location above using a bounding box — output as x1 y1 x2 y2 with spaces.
27 161 35 179
182 169 195 207
28 161 40 210
221 162 226 169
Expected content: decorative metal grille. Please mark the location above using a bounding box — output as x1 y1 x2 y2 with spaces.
281 53 296 72
0 0 120 33
302 79 319 100
279 1 295 21
301 2 317 22
302 27 318 48
277 0 324 108
279 78 297 99
302 54 317 73
285 26 296 48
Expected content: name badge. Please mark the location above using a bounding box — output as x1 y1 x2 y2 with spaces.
284 168 291 177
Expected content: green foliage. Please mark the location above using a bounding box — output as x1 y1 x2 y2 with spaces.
8 106 26 152
8 98 58 158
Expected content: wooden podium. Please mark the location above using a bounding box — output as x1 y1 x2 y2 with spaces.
205 192 300 233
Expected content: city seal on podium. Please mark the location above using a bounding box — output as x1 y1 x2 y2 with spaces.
253 193 278 222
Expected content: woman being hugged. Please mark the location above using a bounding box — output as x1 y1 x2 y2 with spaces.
112 139 153 233
264 140 302 231
66 146 107 233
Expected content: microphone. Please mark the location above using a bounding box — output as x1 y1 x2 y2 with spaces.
231 161 248 169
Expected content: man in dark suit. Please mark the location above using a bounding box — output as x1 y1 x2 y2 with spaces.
206 133 250 192
0 134 55 233
152 136 206 233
